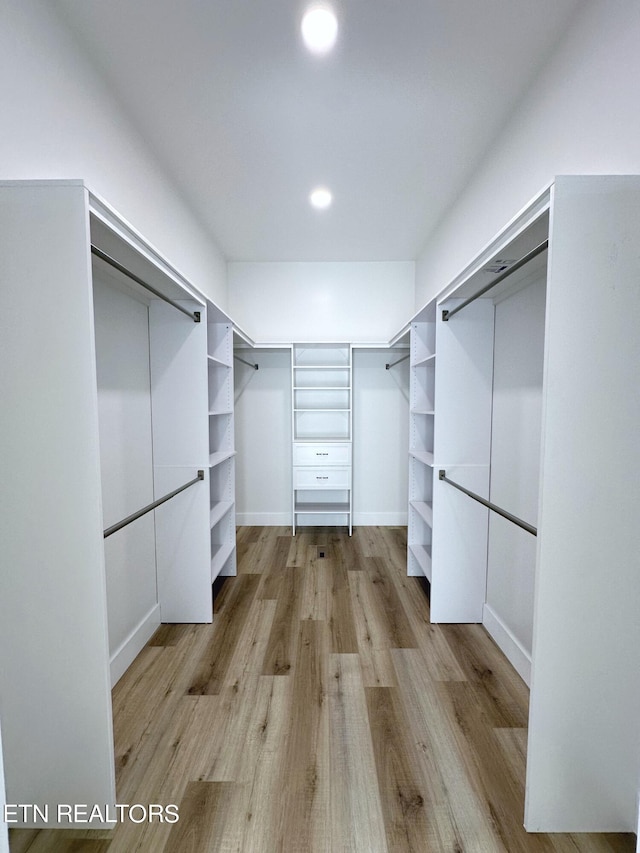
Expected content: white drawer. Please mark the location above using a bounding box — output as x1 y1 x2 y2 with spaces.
294 467 351 489
293 443 351 466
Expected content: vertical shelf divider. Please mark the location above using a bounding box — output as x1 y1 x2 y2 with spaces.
206 312 238 580
407 306 436 580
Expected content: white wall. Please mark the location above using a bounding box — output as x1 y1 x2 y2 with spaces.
415 0 640 307
0 0 226 306
230 262 413 527
352 349 409 525
93 274 159 672
484 274 546 684
234 348 293 525
234 346 410 526
228 262 414 343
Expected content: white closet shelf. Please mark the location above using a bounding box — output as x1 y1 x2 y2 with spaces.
211 542 235 582
209 409 233 416
294 407 350 412
209 449 236 468
293 438 351 444
410 500 433 527
294 502 351 514
207 354 231 368
210 500 234 529
408 543 432 581
295 435 351 443
294 365 350 371
409 450 434 466
411 353 436 367
410 408 435 416
294 385 351 391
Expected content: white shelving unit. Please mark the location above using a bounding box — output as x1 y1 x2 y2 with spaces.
407 306 436 579
0 179 236 827
292 343 352 534
407 176 640 834
206 312 238 581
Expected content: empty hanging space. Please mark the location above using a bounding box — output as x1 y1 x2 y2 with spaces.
92 261 160 683
484 264 546 684
233 345 292 527
91 210 212 635
430 204 549 626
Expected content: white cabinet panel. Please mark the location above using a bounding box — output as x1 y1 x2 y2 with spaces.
0 182 115 824
525 175 640 832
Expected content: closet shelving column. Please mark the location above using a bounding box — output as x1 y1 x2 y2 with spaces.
206 308 237 580
407 304 436 579
292 343 352 534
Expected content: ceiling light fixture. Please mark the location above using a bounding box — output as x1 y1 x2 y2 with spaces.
310 187 332 209
301 4 338 55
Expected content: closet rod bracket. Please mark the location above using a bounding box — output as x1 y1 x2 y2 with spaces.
386 352 410 369
234 354 259 370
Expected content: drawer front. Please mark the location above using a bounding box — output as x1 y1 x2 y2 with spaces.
294 467 351 489
293 443 351 467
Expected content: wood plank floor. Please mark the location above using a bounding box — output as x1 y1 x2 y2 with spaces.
10 526 636 852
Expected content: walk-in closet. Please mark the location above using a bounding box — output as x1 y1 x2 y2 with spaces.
1 175 639 846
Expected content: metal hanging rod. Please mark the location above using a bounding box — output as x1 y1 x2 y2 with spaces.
386 353 410 369
442 239 549 322
234 354 259 370
438 470 537 536
91 245 201 323
104 470 204 538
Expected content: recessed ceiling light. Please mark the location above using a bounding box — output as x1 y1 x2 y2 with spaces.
301 4 338 55
310 187 332 209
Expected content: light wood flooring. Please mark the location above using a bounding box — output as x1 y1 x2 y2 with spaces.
10 526 636 852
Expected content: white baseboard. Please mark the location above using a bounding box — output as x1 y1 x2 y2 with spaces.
110 604 161 687
235 512 408 527
482 603 531 686
236 512 291 526
353 512 407 526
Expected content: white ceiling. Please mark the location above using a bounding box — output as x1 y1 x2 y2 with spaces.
51 0 582 262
